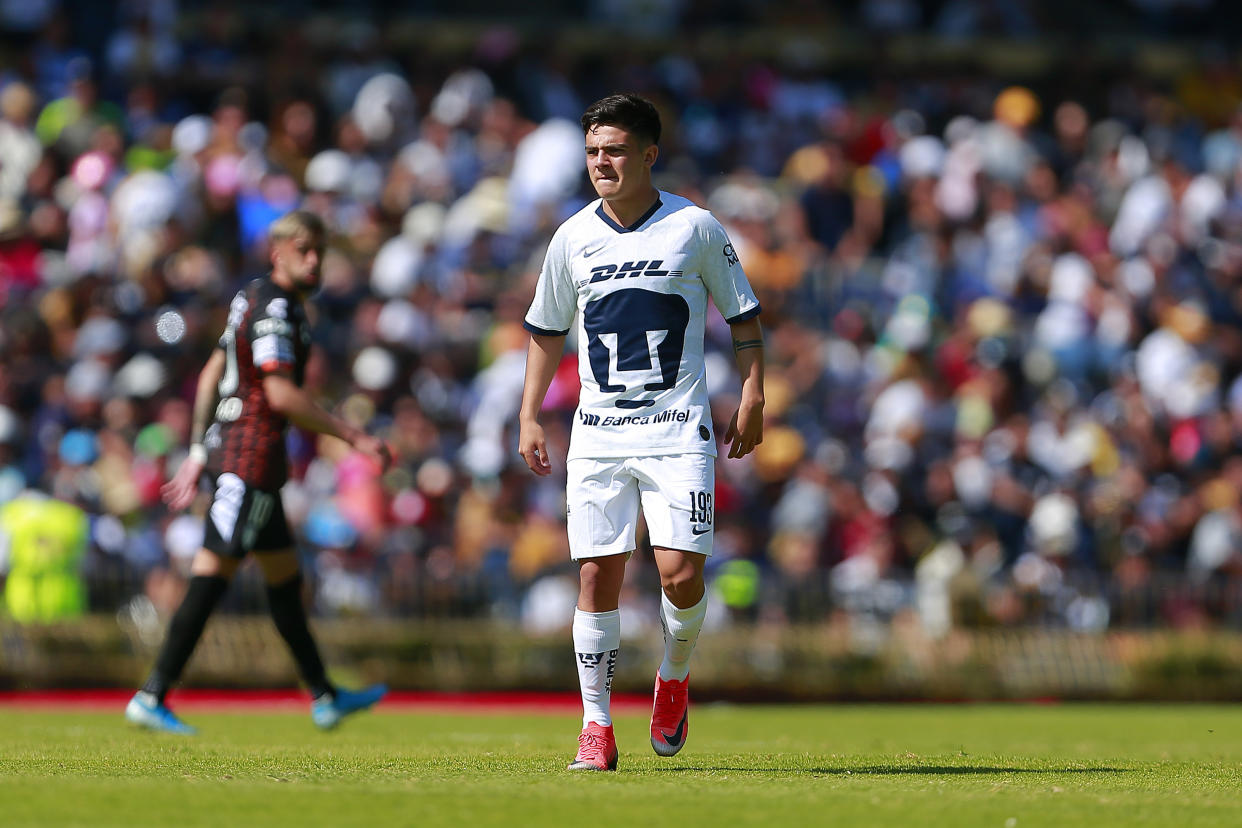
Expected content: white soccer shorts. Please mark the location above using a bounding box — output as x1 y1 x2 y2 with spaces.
565 453 715 559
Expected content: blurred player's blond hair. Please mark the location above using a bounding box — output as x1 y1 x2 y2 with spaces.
269 210 325 242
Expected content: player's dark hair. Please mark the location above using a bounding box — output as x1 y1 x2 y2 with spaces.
581 93 661 147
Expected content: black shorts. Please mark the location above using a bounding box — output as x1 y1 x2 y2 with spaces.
201 472 293 558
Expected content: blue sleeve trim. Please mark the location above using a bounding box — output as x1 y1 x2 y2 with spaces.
725 305 762 324
523 320 570 337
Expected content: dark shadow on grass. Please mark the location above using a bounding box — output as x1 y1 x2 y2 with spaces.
652 766 1130 775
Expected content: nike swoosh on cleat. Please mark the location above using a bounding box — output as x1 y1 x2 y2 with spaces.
661 712 687 746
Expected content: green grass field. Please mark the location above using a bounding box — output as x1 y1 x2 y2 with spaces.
2 703 1241 827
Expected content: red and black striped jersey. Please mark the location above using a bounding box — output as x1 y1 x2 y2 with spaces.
209 276 310 490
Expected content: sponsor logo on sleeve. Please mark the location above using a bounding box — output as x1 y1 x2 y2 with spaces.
254 318 293 337
253 334 293 369
266 297 289 319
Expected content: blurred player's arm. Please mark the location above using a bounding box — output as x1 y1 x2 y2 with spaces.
518 333 565 476
161 349 226 511
261 372 391 470
0 516 9 595
725 317 765 459
190 349 226 447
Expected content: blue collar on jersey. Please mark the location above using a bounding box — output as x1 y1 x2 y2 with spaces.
595 198 663 233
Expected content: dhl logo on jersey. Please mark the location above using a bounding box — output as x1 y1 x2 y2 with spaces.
587 260 684 284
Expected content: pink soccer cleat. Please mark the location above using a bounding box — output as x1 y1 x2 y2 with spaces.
567 721 618 771
650 673 690 757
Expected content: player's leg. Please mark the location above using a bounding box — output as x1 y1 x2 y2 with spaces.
127 548 238 733
250 494 385 729
573 552 626 732
638 454 714 756
564 457 637 771
653 547 708 678
648 546 706 754
127 476 252 732
253 548 335 702
568 554 625 771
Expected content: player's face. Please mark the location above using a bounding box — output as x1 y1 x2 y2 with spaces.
585 124 657 204
272 232 324 293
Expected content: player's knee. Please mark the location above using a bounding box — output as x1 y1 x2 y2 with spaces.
577 558 625 609
578 562 607 592
660 568 704 604
191 548 237 579
265 571 304 609
255 548 301 585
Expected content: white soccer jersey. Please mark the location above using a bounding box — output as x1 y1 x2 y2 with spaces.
525 191 760 460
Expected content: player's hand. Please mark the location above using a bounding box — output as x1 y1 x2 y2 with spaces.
518 420 552 476
354 434 393 472
724 399 764 459
161 455 204 511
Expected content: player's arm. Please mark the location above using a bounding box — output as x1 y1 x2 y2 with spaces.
0 516 9 595
261 372 391 470
518 333 565 476
190 348 226 448
724 317 765 459
161 349 226 511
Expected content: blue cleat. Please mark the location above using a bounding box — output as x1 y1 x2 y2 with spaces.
125 691 197 735
311 683 387 730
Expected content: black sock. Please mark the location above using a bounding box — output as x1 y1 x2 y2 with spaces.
266 573 334 700
141 574 230 703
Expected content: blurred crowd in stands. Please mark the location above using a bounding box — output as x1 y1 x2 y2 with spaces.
3 0 1242 635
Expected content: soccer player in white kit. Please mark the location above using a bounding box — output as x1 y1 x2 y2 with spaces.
519 93 765 771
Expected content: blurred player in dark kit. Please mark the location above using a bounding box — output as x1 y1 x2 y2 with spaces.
126 210 390 734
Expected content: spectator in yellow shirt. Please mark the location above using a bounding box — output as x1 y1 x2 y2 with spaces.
0 492 89 623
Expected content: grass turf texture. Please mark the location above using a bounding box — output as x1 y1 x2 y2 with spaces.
1 704 1241 827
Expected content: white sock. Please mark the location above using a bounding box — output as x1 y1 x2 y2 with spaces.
658 591 707 682
573 608 620 727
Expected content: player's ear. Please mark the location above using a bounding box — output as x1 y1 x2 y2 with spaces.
645 144 658 167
